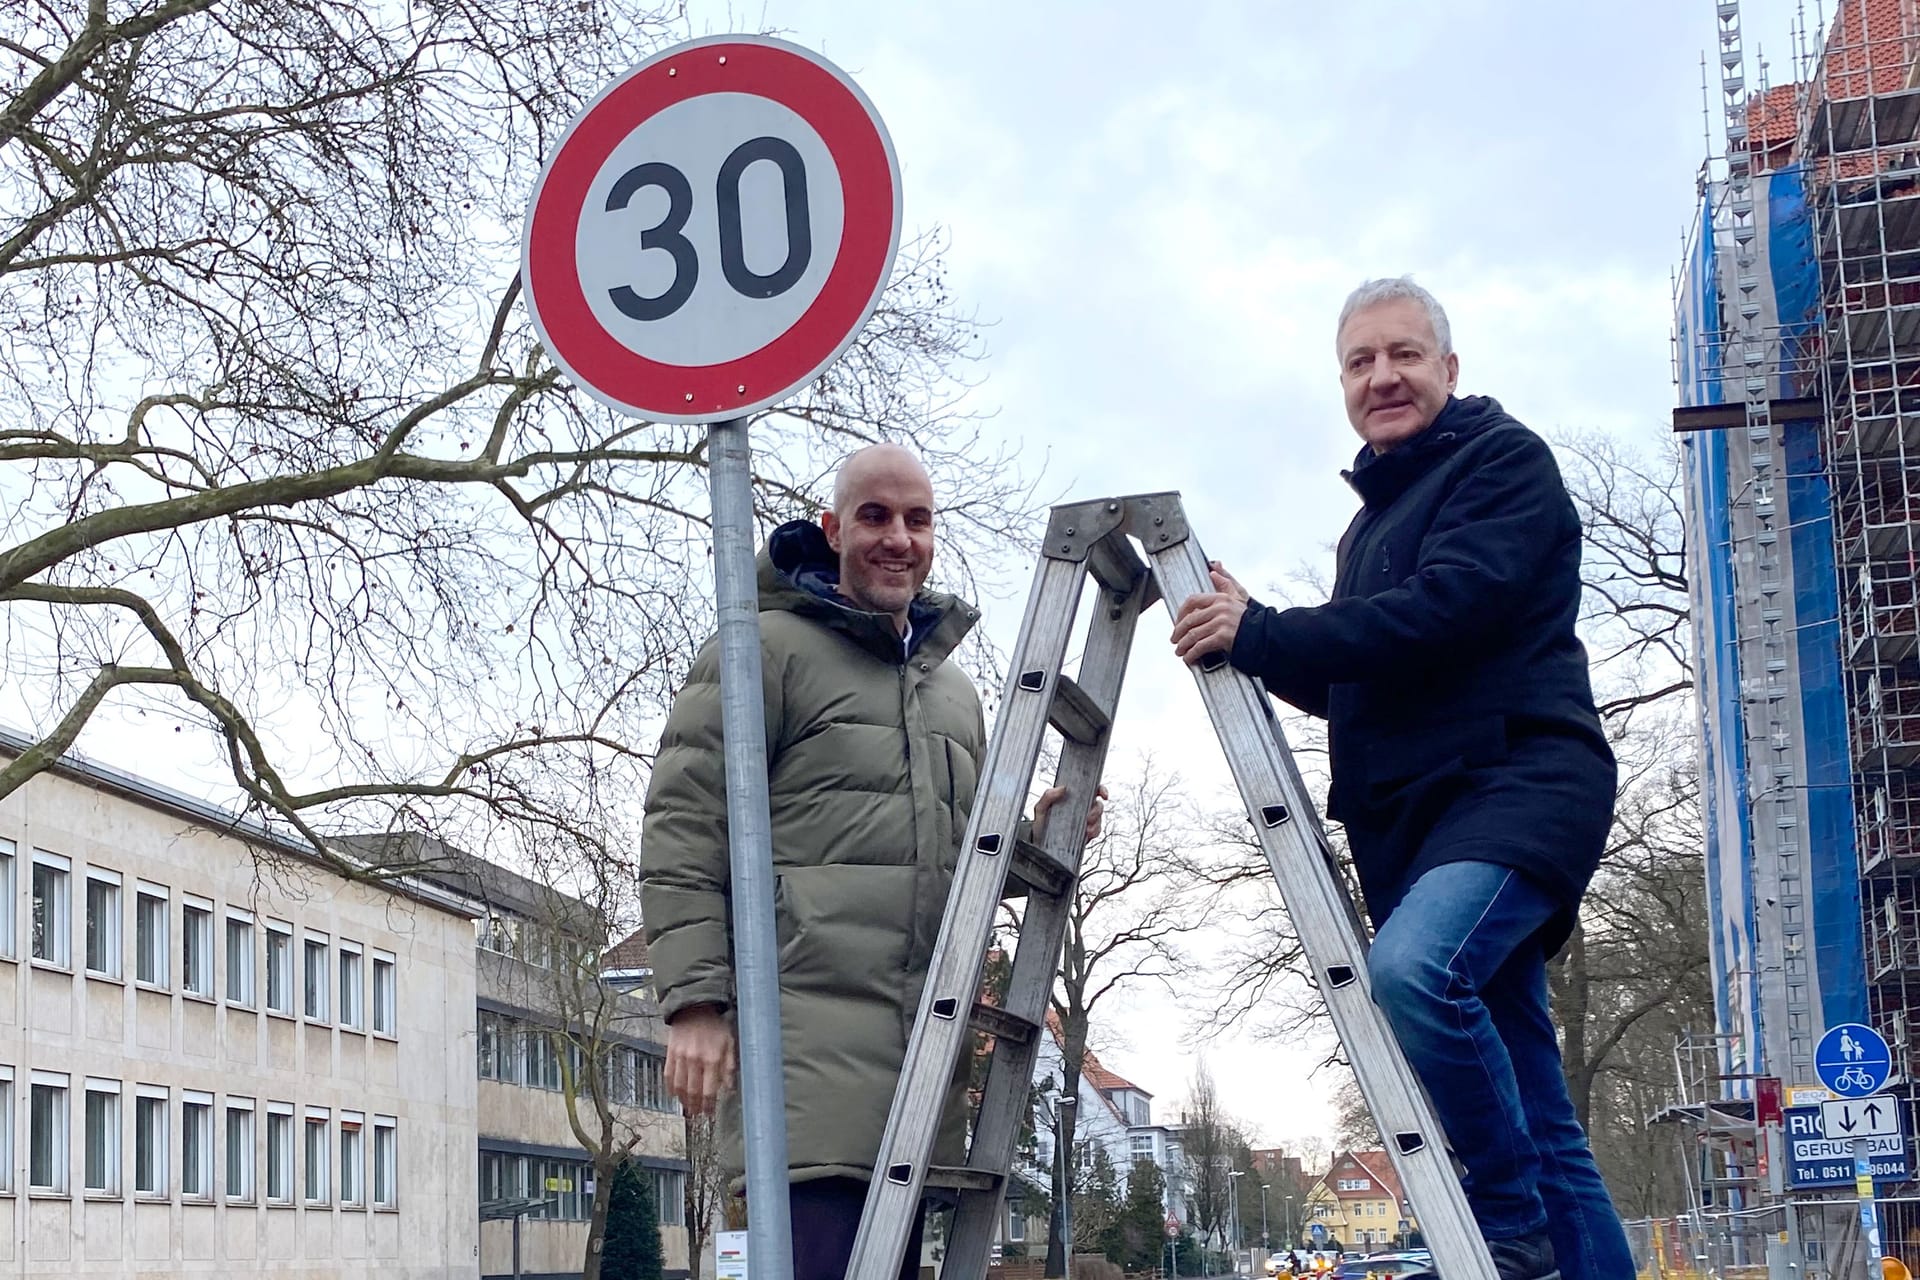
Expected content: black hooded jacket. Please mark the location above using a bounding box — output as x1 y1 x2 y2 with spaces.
1228 395 1613 939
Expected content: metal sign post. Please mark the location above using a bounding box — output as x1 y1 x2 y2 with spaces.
708 415 793 1272
1855 1137 1886 1277
520 34 904 1279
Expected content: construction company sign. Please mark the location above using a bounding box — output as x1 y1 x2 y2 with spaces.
1786 1097 1909 1188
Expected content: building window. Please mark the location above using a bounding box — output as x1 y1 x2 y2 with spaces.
226 1100 255 1202
1008 1200 1026 1241
83 1080 120 1195
134 1089 168 1196
30 852 71 967
181 1093 214 1199
182 899 214 997
266 1105 294 1204
29 1072 69 1193
135 885 169 986
0 1068 12 1193
84 870 122 978
372 1117 397 1209
477 1010 504 1081
654 1169 686 1227
265 923 293 1015
338 943 363 1030
303 936 329 1022
0 841 15 957
340 1112 364 1206
371 952 396 1035
637 1048 670 1110
303 1110 330 1204
226 913 255 1006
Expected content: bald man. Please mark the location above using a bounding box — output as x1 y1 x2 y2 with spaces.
641 445 1096 1276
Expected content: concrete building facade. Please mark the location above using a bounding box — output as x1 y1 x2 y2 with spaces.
0 739 480 1278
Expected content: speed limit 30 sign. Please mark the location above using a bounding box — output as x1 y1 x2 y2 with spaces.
522 36 902 422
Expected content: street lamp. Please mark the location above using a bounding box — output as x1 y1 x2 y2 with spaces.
1260 1183 1271 1250
1228 1170 1246 1261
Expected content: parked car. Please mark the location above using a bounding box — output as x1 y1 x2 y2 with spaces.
1331 1255 1439 1280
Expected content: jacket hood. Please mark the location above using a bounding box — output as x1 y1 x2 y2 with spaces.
757 519 977 665
1344 395 1511 510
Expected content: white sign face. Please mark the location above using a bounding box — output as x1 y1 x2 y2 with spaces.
522 36 902 424
575 92 847 368
716 1228 749 1279
1822 1094 1902 1140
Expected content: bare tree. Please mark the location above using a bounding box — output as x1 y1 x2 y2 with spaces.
677 1113 729 1279
0 0 1030 888
1179 1062 1239 1252
1329 1072 1381 1154
1020 757 1201 1276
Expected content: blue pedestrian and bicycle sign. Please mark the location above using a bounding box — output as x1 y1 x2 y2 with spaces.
1816 1022 1893 1097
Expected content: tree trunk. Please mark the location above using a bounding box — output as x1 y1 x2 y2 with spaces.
1552 922 1594 1132
582 1157 615 1280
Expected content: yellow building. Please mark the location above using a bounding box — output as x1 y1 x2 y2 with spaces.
1300 1150 1416 1252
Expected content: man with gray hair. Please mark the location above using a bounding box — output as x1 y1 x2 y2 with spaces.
1172 278 1630 1280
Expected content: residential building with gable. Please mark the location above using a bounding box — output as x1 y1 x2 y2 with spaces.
1301 1150 1416 1251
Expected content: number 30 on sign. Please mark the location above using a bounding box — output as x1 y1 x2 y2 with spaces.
522 36 903 424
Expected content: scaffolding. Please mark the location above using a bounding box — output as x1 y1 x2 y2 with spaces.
1800 0 1920 1084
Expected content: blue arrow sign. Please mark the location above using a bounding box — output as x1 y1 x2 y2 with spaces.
1816 1023 1893 1097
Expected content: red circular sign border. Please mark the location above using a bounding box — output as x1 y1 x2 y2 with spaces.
523 38 900 422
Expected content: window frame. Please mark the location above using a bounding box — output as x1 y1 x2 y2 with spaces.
226 910 256 1008
28 1070 69 1195
181 1091 215 1201
83 1078 121 1197
339 1110 365 1208
134 882 170 989
303 1108 330 1206
302 933 330 1023
225 1097 255 1204
0 839 16 959
84 868 122 980
371 949 396 1037
264 921 294 1017
29 851 72 970
337 940 364 1031
0 1066 12 1194
181 895 215 1000
134 1085 169 1198
265 1103 295 1205
372 1116 397 1210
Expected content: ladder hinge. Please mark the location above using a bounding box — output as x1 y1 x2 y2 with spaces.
1044 492 1192 565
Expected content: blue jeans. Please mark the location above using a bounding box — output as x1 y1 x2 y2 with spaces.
1368 860 1633 1280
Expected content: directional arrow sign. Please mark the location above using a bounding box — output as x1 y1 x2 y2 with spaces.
1823 1094 1903 1140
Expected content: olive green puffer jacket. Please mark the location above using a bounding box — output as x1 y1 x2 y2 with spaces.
639 520 985 1185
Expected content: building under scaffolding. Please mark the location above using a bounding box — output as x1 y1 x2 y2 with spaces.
1677 0 1920 1182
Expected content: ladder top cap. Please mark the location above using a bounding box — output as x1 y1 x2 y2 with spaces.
1044 491 1191 562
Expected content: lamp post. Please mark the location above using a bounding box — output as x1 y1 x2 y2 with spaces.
1228 1169 1246 1265
1261 1183 1271 1250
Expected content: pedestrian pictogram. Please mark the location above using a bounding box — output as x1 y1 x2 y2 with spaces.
522 35 902 423
1816 1022 1894 1097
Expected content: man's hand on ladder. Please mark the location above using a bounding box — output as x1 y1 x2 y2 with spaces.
1033 783 1109 843
664 1004 738 1116
1170 560 1250 664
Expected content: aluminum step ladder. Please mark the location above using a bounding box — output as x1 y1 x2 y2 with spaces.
848 491 1500 1280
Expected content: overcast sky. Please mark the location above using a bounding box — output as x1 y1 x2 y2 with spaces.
675 0 1814 1149
32 1 1821 1159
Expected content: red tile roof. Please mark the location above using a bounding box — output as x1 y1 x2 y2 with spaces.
602 928 651 971
1822 0 1918 99
1043 1009 1150 1097
1746 84 1802 147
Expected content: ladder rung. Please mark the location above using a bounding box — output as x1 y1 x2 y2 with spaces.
968 1001 1039 1046
1007 837 1073 900
1048 674 1111 745
923 1166 1003 1194
1086 530 1148 596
